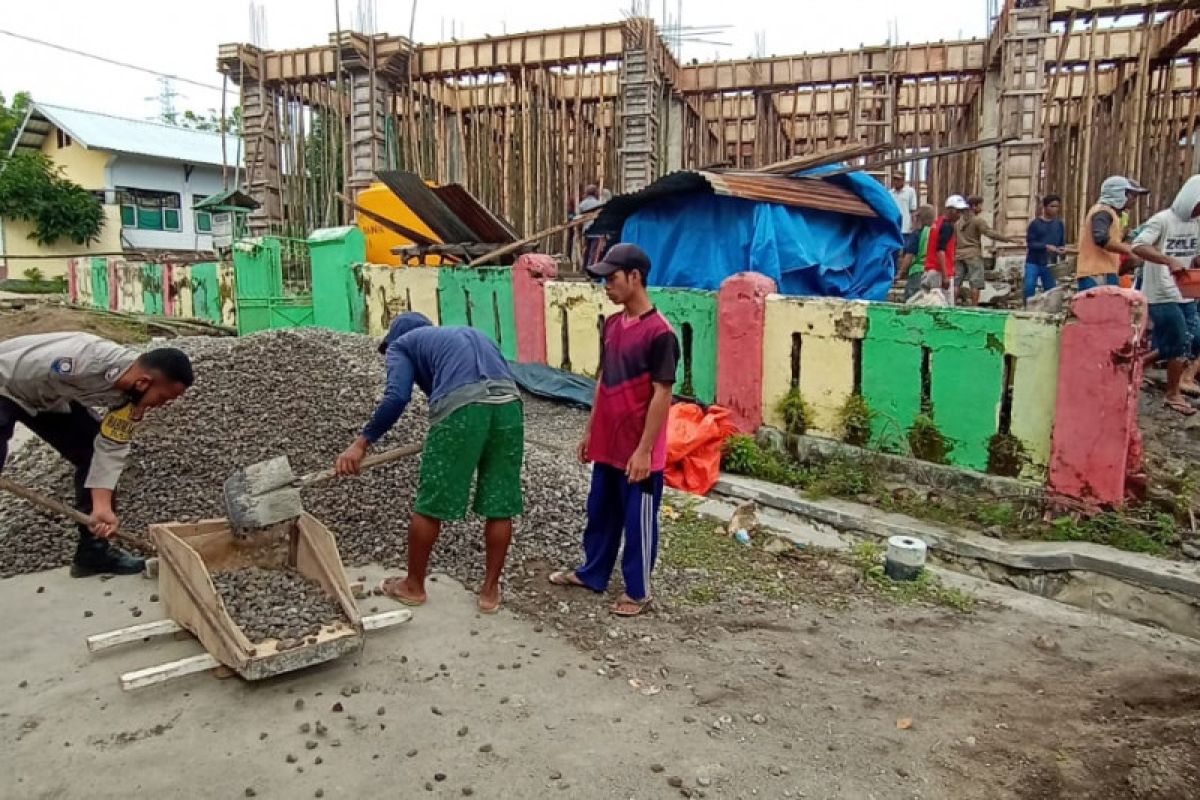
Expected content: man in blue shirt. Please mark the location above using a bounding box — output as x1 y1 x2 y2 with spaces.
335 312 524 613
1024 194 1068 303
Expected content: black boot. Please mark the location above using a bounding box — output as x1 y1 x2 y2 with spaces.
71 536 145 577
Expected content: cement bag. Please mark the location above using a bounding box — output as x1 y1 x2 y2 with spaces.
664 403 740 496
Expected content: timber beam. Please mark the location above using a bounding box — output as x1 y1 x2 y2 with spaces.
1052 0 1191 21
413 22 628 75
1150 8 1200 66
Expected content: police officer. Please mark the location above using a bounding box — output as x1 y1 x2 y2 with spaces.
0 332 194 576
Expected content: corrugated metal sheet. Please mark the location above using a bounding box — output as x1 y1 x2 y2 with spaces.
589 169 877 237
374 171 478 244
704 172 877 217
11 103 241 168
431 184 518 243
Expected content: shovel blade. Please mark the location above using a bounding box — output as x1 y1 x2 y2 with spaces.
223 455 304 530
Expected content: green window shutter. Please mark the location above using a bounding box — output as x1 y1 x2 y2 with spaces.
196 211 213 233
120 205 136 226
138 207 164 230
164 209 181 231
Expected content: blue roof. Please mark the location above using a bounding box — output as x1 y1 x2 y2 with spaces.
10 102 241 168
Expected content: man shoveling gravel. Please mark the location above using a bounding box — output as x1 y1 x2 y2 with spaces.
0 332 194 577
335 313 524 613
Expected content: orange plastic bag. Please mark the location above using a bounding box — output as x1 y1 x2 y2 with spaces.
664 403 742 495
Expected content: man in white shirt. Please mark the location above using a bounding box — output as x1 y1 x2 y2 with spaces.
1132 175 1200 416
889 170 919 235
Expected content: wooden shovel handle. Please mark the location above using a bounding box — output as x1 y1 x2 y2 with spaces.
0 475 156 554
297 442 424 489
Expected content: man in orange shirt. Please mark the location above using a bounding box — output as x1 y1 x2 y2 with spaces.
1076 176 1149 290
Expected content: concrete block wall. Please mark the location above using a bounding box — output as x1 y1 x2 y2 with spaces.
71 252 1151 503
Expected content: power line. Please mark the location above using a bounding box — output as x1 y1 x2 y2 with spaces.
0 28 234 96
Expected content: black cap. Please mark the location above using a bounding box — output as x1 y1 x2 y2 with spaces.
586 243 652 280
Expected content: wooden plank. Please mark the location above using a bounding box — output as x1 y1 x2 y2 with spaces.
294 513 362 629
120 653 221 692
362 608 413 631
87 619 184 653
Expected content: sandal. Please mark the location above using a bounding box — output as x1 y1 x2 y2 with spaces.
1164 398 1197 417
548 570 588 588
378 577 426 606
478 595 502 615
1181 383 1200 398
610 596 652 617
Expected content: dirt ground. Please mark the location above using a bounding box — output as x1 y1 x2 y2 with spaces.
2 536 1198 799
0 306 151 344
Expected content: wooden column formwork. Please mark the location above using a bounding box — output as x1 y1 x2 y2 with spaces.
218 5 1198 244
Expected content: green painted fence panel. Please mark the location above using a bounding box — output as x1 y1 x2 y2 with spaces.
190 263 222 323
861 305 1007 471
437 268 517 360
649 288 719 403
309 226 367 333
91 258 109 310
141 264 165 316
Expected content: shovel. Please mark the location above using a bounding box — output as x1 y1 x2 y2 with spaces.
0 475 156 554
223 442 423 530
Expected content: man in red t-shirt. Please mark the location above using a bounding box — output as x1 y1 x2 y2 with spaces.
924 195 969 305
549 243 679 617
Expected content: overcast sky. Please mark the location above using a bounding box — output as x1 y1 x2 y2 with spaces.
1 0 991 122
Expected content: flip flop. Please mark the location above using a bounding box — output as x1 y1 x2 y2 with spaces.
377 578 426 606
610 596 652 617
548 570 588 588
478 596 502 615
1181 383 1200 398
1164 398 1197 417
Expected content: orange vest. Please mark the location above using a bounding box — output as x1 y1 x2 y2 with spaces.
1076 203 1123 278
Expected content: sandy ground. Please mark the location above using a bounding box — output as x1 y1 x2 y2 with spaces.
2 554 1199 800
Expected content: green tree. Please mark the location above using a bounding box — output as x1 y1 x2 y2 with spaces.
0 91 33 152
174 107 243 135
0 151 105 246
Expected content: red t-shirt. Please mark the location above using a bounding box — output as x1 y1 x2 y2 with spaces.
924 216 958 279
587 309 680 472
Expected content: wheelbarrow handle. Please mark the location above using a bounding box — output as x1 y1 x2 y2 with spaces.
0 475 156 554
298 442 424 489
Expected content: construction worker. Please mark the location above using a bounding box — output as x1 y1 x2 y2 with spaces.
0 333 194 576
1076 175 1149 290
335 312 524 614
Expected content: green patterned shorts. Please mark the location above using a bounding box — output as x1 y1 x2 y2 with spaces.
414 400 524 521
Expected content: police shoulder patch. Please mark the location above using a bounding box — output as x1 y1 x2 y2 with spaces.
104 365 122 383
100 403 138 444
51 357 74 375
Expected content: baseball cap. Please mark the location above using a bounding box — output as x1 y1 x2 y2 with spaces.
945 195 969 210
378 311 433 354
1102 175 1150 196
586 243 652 280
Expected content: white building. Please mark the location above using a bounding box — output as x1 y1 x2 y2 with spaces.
1 102 241 279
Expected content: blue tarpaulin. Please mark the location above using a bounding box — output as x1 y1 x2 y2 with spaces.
619 169 903 301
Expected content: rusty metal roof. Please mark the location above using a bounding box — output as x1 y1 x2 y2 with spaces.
589 169 878 238
431 184 518 244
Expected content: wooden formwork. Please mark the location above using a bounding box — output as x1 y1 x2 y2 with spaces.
217 3 1199 245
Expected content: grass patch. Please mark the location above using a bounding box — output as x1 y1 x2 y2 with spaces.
0 277 68 295
838 394 874 447
720 433 1184 559
907 414 952 464
660 506 800 603
850 542 976 613
1041 509 1177 555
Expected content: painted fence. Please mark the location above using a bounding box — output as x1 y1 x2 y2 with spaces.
67 232 1149 503
68 256 236 327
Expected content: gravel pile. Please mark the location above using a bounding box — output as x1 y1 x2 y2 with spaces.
0 329 593 583
212 567 346 648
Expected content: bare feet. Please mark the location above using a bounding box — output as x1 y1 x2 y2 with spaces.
379 576 427 606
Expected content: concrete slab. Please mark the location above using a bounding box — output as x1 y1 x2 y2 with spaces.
8 562 857 798
714 474 1200 600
